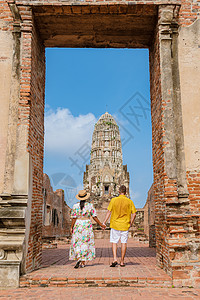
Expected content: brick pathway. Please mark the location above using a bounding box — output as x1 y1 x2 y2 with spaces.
1 240 200 299
20 239 172 288
0 287 200 299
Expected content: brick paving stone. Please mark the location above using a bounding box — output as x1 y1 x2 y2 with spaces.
20 239 173 288
0 287 200 299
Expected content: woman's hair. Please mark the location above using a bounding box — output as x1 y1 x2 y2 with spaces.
80 200 86 210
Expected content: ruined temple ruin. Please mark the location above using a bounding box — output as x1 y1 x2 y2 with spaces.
83 112 130 222
42 174 71 242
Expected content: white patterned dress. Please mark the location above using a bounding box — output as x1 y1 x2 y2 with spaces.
69 202 97 261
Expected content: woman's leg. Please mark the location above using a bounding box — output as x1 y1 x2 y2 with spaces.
80 261 85 267
74 260 81 268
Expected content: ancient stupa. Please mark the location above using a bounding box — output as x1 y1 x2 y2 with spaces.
83 112 130 221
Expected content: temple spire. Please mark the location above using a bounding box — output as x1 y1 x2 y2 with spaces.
83 112 130 205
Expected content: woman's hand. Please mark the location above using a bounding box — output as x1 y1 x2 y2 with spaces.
70 218 77 235
92 216 106 230
101 223 106 230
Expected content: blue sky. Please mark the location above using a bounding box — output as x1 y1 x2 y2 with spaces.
44 48 153 208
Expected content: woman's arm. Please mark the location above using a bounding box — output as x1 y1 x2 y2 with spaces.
92 216 106 229
70 218 77 235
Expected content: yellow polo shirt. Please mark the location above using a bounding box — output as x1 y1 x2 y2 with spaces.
107 195 137 231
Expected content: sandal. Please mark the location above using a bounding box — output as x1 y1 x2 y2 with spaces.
120 264 125 267
110 261 118 267
74 261 81 269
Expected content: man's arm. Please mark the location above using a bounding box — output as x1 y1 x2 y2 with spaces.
92 216 106 229
103 210 111 225
130 213 136 227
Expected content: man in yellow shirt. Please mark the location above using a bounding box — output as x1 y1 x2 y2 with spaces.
103 185 137 267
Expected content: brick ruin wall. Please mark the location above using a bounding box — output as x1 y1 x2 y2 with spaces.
179 0 200 25
149 22 165 268
42 174 71 239
18 6 45 271
142 184 155 247
180 0 200 235
148 186 156 248
179 0 200 234
174 2 200 286
149 0 200 285
0 1 46 272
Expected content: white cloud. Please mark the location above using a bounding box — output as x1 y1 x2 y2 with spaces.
44 107 97 156
131 191 140 200
129 189 142 207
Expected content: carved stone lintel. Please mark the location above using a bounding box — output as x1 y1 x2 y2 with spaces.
159 5 175 24
158 5 179 38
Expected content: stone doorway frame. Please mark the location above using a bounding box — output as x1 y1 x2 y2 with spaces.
0 0 199 288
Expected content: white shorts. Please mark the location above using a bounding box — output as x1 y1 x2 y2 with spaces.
110 228 129 244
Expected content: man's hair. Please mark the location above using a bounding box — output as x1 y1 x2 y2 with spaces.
119 185 126 194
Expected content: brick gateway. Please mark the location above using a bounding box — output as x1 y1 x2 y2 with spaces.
0 0 200 288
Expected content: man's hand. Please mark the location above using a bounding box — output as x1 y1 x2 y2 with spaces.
130 213 136 228
70 227 73 235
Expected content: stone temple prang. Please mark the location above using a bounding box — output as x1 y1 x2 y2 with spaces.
83 112 130 211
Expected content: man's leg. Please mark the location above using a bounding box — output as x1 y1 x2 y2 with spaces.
110 229 119 264
120 243 127 265
112 243 117 262
120 230 128 266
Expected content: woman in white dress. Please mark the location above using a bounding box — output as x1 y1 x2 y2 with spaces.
69 190 106 268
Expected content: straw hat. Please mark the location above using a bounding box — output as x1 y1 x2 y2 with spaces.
75 189 90 201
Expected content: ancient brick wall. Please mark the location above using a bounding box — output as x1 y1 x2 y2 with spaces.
42 174 71 239
179 0 200 232
148 186 156 247
0 1 13 30
135 209 144 229
18 6 45 272
143 200 149 238
143 184 155 246
149 23 166 268
179 0 200 26
178 4 200 287
0 1 13 194
148 2 200 285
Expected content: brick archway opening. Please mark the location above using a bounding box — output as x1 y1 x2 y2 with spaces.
1 1 200 288
30 1 160 272
26 2 159 272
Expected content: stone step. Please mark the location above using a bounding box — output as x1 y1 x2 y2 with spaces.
20 274 172 288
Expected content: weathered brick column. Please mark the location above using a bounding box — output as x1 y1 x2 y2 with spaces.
0 0 45 288
155 4 200 286
0 1 29 288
